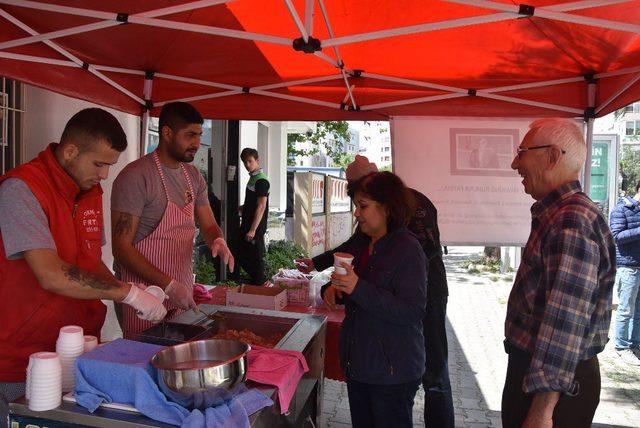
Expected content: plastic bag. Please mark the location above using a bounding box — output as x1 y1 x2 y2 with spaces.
309 267 334 308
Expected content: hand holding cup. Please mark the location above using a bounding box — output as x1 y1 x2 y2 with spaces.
331 262 358 295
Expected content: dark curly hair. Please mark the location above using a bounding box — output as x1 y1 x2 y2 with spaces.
348 171 416 231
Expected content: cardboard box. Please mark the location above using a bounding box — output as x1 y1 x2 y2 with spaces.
272 276 311 306
226 285 288 311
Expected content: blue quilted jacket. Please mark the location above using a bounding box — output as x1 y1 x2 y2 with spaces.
610 196 640 267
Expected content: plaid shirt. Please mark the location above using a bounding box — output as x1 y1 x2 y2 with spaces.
505 181 616 394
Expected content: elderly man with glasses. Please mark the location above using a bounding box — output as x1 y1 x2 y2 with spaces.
501 118 615 428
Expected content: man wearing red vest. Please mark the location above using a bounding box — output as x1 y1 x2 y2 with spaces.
0 108 167 420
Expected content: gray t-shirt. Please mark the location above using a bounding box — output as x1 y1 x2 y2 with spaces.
111 153 208 244
0 178 57 259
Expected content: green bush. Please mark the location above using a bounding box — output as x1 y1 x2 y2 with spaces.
267 211 283 227
461 256 501 274
194 256 216 284
265 240 308 280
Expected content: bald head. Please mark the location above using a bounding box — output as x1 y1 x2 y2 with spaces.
526 118 585 174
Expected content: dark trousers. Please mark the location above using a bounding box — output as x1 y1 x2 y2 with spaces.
346 378 421 428
423 295 455 428
235 231 266 285
501 344 601 428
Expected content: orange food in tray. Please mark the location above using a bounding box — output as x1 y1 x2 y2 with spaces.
211 329 283 348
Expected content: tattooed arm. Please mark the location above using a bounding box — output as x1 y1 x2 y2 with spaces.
23 248 131 301
111 210 172 288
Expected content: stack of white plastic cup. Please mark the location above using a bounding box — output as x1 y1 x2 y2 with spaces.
56 325 84 392
27 352 62 411
83 335 98 353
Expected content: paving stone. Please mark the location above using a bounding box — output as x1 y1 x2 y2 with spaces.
465 409 490 423
488 416 502 427
319 246 640 427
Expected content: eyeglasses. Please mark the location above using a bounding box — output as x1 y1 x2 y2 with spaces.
516 145 566 156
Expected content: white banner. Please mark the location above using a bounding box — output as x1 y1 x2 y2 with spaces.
311 174 325 214
328 176 351 213
391 117 537 246
327 212 353 250
310 215 326 257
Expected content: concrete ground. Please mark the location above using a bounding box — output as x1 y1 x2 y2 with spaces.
322 246 640 427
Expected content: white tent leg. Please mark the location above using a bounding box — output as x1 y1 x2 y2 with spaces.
304 0 314 35
585 117 594 193
140 110 150 158
596 72 640 114
284 0 309 42
0 8 145 105
140 75 154 157
584 80 597 194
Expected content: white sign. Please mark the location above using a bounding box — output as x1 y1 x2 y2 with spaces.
392 117 541 246
310 215 326 257
329 177 351 213
311 174 325 214
327 212 353 250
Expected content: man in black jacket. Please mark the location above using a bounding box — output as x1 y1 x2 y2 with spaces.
297 155 454 428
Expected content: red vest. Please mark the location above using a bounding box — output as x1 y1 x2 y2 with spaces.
0 144 107 382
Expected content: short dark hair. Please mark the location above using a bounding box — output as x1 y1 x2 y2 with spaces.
158 102 204 134
60 108 127 152
240 148 259 162
349 171 415 231
636 182 640 194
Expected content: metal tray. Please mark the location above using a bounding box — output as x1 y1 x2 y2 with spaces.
135 308 299 347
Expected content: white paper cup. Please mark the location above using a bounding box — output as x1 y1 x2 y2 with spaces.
83 335 98 353
30 352 61 372
145 285 166 303
28 395 62 411
28 352 62 411
56 342 84 352
333 253 354 275
57 326 84 347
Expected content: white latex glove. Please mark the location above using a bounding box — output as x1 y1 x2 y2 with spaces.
165 279 196 310
211 237 235 273
122 284 167 323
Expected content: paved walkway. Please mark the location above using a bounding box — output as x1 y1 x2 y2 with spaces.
322 246 640 427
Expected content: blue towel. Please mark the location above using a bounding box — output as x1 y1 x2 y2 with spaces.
74 339 272 427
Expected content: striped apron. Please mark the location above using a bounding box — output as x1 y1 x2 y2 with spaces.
119 151 196 339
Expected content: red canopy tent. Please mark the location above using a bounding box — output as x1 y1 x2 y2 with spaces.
0 0 639 122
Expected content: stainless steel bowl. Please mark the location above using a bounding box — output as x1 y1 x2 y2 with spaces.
151 339 250 398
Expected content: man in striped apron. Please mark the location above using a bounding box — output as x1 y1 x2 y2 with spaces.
111 102 234 338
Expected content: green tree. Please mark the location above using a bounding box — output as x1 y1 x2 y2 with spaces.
619 145 640 196
333 153 355 169
287 121 351 166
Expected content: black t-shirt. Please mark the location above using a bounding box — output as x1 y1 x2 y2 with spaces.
408 188 448 297
241 178 269 234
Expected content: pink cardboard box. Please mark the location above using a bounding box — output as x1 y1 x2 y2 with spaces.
272 277 311 306
226 285 288 311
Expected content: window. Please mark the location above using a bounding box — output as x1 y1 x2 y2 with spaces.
623 103 640 114
384 156 390 161
1 77 24 175
626 121 640 136
384 147 390 152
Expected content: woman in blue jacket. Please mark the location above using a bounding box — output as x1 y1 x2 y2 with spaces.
328 172 427 427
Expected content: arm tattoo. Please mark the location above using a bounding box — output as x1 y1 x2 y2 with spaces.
114 213 133 237
62 265 117 290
